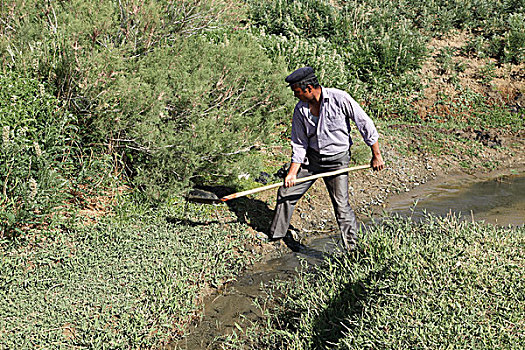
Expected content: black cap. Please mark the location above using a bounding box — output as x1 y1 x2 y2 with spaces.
285 67 316 86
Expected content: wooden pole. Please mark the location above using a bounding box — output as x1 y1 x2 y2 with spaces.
220 164 370 202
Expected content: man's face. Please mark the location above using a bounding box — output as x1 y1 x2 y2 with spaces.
291 84 314 102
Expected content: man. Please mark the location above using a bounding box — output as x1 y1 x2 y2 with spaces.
269 67 384 252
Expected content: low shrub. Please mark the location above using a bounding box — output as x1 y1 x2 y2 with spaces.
504 13 525 63
1 1 292 200
86 31 291 199
247 0 428 82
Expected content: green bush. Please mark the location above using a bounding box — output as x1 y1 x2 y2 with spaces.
504 13 525 63
248 0 340 38
430 0 525 63
0 1 292 199
0 72 79 237
84 31 291 199
248 0 428 82
0 0 229 129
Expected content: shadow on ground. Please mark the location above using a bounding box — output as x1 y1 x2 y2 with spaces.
168 185 309 254
168 186 275 235
269 255 391 348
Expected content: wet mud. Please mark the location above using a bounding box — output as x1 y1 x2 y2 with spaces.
170 235 345 350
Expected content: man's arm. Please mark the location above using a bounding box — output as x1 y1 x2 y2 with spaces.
370 141 385 171
342 93 384 171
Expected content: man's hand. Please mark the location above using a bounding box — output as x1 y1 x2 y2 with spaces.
371 153 385 171
370 141 385 171
284 162 301 187
284 173 297 188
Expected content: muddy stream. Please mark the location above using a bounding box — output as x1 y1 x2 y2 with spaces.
171 172 524 349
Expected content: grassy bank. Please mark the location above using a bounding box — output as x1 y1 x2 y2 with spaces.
222 215 525 349
0 200 262 348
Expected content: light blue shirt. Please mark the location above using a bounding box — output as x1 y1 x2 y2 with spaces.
290 87 379 164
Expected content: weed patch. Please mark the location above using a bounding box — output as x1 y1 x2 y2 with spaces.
0 202 260 348
226 215 525 349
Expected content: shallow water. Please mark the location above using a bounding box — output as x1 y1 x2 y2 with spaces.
171 172 524 349
384 172 525 227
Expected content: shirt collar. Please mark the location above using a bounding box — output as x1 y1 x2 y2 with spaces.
321 86 330 102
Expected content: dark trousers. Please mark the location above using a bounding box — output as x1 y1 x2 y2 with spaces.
269 150 358 250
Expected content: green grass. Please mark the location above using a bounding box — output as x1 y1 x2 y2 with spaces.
0 199 261 348
223 215 525 349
